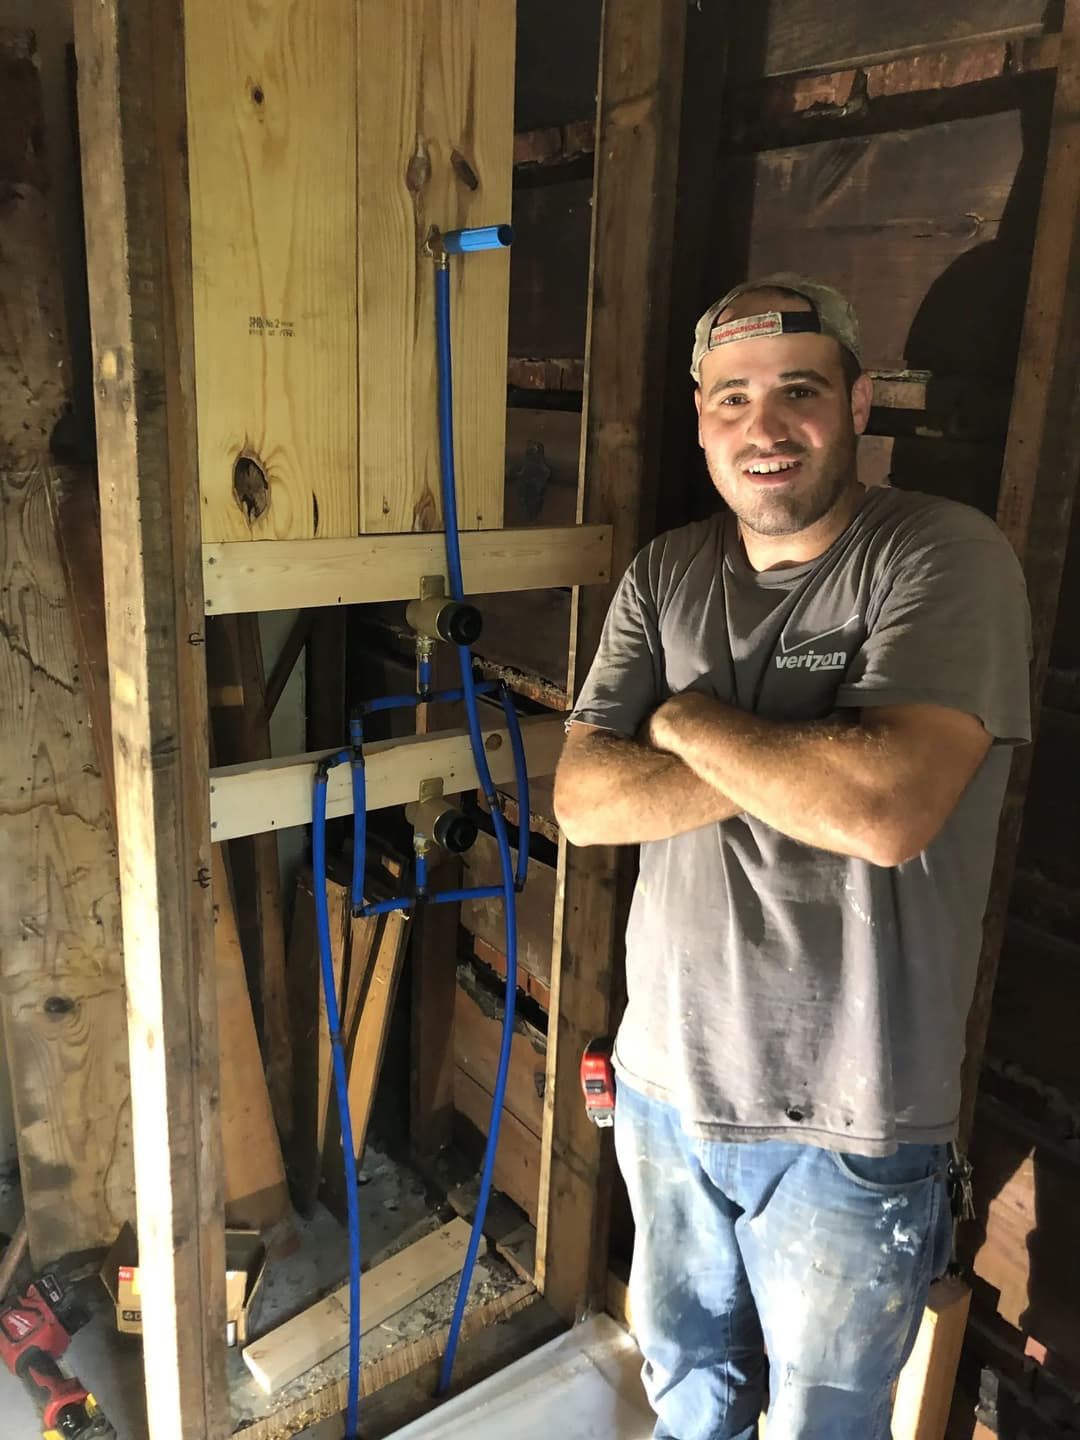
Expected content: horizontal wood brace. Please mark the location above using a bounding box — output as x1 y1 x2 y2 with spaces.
202 524 612 615
209 714 565 841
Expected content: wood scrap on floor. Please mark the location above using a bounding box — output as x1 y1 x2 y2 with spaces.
444 1174 537 1287
289 843 412 1216
891 1274 972 1440
207 614 293 1143
241 1218 475 1394
231 1280 542 1440
342 908 409 1157
212 847 290 1231
321 904 411 1216
287 866 351 1215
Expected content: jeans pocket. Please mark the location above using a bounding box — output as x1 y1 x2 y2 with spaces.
827 1144 947 1195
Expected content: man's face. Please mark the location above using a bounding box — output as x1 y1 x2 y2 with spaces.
695 292 871 539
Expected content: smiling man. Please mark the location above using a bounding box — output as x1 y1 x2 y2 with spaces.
553 275 1031 1440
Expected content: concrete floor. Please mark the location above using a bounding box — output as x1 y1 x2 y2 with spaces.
0 1174 148 1440
0 1144 514 1439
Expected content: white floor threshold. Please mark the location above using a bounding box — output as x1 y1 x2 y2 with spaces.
390 1313 655 1440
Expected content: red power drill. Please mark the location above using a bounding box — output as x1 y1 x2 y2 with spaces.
0 1272 115 1439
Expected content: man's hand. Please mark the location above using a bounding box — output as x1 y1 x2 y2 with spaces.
645 691 716 753
553 721 742 847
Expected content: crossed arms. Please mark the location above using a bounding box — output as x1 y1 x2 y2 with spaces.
553 694 991 868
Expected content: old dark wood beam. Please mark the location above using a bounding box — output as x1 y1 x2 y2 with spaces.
535 0 691 1322
727 0 1055 82
727 33 1060 150
961 0 1080 1145
72 0 229 1434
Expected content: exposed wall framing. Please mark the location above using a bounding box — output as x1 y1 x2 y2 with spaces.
31 1 1080 1436
63 0 641 1433
0 30 133 1265
73 0 229 1434
536 0 690 1321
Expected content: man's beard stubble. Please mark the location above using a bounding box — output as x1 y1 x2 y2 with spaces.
707 432 858 538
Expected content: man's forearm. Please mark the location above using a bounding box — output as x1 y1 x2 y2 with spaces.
648 695 952 866
554 729 742 846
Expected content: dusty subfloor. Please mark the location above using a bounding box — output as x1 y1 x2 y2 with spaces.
0 1143 523 1440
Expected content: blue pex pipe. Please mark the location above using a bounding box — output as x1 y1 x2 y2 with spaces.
363 895 414 918
358 883 502 917
428 884 502 906
433 241 522 1397
363 680 497 715
442 224 514 254
435 268 465 603
313 772 362 1438
500 686 531 889
350 727 366 912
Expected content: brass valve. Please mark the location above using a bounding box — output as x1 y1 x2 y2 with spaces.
405 781 477 855
406 593 482 647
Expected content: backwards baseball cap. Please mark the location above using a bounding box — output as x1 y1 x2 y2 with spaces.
689 272 862 383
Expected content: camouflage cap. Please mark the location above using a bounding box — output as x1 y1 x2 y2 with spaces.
690 272 863 382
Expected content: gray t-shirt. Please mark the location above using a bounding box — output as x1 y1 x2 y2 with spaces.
570 486 1031 1155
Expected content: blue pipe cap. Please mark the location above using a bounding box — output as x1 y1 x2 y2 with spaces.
442 224 514 254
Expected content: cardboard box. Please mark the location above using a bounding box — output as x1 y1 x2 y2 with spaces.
101 1224 267 1345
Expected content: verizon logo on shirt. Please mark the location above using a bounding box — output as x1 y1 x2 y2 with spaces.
776 615 858 673
775 649 848 672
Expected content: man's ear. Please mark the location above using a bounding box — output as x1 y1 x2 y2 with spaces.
850 372 873 436
693 386 704 447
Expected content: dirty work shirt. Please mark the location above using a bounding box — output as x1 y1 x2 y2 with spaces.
570 486 1031 1155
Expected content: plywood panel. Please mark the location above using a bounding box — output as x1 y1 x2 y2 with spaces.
357 0 514 533
186 0 358 541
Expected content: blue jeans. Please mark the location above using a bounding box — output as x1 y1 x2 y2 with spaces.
614 1080 953 1440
